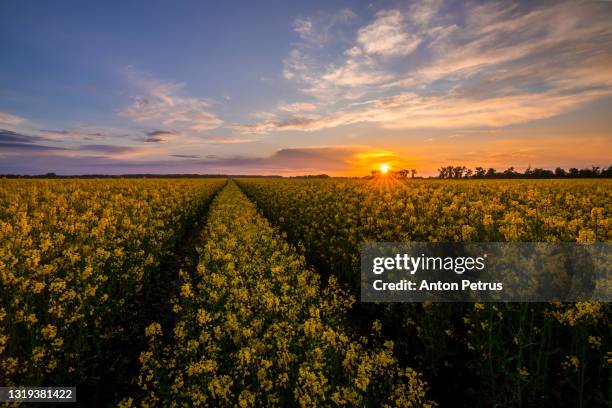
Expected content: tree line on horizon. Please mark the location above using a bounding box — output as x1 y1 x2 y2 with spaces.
434 165 612 179
371 165 612 179
2 165 611 179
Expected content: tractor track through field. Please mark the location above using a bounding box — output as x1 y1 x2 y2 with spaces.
128 180 431 406
107 181 226 407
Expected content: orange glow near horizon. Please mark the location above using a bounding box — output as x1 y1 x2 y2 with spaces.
350 150 400 176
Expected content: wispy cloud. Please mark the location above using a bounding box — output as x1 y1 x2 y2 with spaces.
142 130 177 143
77 144 140 155
241 1 612 133
240 87 611 134
40 129 105 141
170 154 200 159
0 129 49 144
292 8 356 47
0 112 27 127
196 135 256 144
277 102 318 113
0 129 148 159
357 10 420 57
0 129 67 154
282 8 393 100
119 69 223 132
408 0 443 26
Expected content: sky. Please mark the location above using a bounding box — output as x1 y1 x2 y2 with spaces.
0 0 611 176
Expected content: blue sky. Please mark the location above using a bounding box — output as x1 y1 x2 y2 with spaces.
1 0 611 175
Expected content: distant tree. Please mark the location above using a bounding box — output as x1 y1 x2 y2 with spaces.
523 166 534 178
431 164 611 179
531 168 554 178
474 167 486 178
576 167 601 178
503 167 518 178
437 166 448 178
451 166 466 178
410 169 417 178
295 174 330 179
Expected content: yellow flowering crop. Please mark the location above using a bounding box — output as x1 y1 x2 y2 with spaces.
134 181 432 407
2 176 609 406
0 178 224 391
238 178 611 406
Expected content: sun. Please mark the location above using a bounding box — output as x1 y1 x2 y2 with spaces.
380 163 390 174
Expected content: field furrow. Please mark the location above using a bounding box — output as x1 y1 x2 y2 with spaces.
0 179 225 404
132 181 432 407
237 178 611 407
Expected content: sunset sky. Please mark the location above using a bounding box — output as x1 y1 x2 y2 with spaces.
1 0 611 176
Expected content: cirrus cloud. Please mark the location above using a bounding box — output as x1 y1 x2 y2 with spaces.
119 70 223 132
240 1 612 133
357 10 421 57
0 112 27 127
